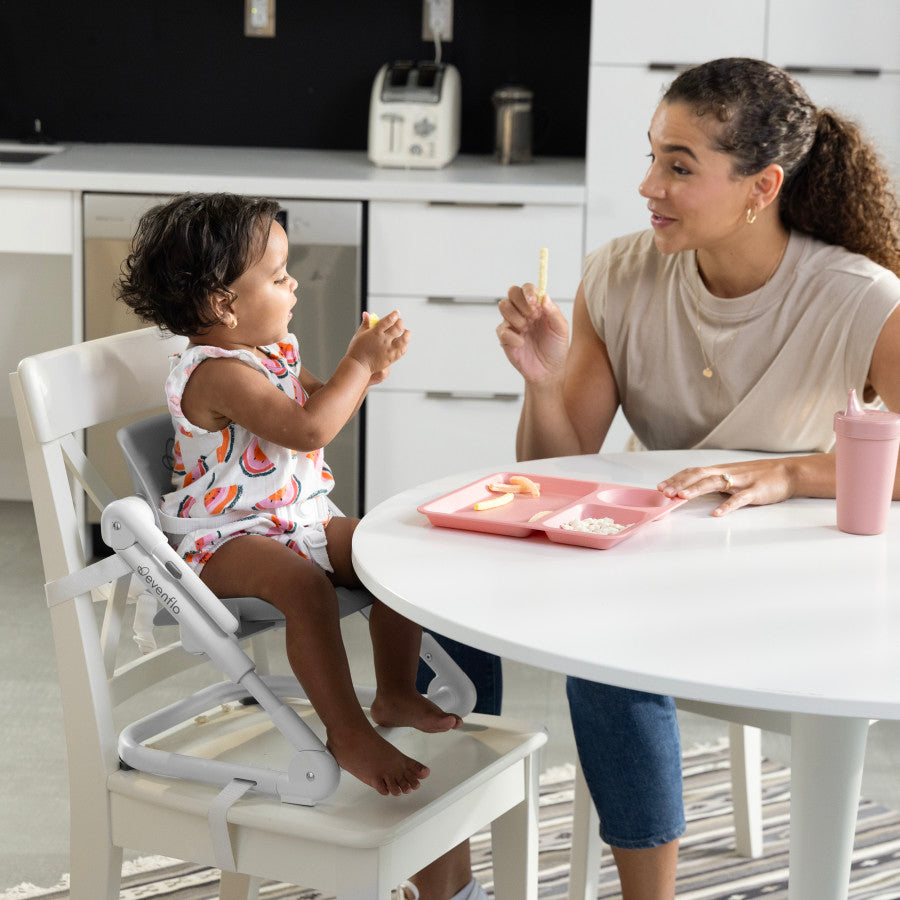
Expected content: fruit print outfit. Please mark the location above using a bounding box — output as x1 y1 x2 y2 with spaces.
161 335 336 573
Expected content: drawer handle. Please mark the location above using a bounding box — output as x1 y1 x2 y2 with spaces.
426 296 501 306
647 62 694 72
784 65 881 77
425 391 520 402
427 201 526 210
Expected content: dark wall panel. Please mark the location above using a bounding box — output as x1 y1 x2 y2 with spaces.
0 1 590 157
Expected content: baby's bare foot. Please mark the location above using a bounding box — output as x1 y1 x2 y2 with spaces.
371 691 462 733
327 726 429 796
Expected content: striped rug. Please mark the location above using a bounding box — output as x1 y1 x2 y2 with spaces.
6 743 900 899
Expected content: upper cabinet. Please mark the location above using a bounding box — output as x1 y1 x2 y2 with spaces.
590 1 766 65
767 0 900 71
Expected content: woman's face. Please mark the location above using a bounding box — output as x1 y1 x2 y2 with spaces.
639 101 755 256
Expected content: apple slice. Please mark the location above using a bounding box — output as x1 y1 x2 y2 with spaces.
473 491 516 511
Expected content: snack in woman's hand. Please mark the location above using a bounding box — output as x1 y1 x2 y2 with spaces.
473 491 516 511
537 247 548 304
366 312 380 328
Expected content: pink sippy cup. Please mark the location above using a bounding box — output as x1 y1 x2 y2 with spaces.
833 389 900 535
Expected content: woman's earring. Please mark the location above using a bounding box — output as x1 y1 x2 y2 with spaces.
746 207 758 225
227 317 238 330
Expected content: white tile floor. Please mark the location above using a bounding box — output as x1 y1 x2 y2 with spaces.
4 497 900 890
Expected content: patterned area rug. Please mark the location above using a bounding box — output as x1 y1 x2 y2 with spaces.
6 743 900 899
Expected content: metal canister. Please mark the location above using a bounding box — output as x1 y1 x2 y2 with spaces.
492 85 533 164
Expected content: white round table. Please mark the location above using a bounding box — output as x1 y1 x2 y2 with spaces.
353 450 900 900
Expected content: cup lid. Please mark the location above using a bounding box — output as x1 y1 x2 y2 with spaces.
834 389 900 439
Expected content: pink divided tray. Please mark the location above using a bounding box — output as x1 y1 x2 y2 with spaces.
417 472 687 549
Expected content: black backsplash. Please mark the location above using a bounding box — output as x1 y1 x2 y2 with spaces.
0 0 590 157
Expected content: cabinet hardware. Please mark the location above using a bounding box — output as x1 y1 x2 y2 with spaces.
427 201 526 210
647 62 694 72
425 391 520 401
784 65 881 77
426 296 501 305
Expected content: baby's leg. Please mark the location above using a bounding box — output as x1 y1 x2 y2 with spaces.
323 516 461 733
369 600 462 732
200 534 429 796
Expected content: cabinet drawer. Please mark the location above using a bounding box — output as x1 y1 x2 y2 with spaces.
791 71 900 181
368 201 583 299
0 190 75 254
371 295 573 392
590 1 765 65
364 390 523 511
769 0 900 72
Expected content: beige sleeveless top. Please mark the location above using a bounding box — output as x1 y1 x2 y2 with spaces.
582 229 900 452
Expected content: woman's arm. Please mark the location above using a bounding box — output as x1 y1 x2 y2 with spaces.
499 280 620 461
659 304 900 514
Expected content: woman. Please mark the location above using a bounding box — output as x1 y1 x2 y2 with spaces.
498 57 900 898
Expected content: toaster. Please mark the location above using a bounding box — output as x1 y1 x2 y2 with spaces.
368 61 461 169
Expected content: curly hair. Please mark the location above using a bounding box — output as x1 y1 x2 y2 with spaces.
663 58 900 276
117 193 282 336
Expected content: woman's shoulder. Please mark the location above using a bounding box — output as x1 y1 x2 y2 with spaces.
584 229 657 272
794 232 899 289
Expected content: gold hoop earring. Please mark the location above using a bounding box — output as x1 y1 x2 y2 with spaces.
746 207 758 225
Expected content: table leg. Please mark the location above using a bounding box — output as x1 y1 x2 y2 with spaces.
788 713 869 900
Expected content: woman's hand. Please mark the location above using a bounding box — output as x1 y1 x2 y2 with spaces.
497 283 570 383
657 457 807 516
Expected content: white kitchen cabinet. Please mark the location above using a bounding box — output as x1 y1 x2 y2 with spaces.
0 189 79 499
364 200 582 511
590 0 766 66
789 71 900 183
767 0 900 71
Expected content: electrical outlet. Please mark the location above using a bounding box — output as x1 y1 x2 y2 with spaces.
422 0 453 42
245 0 275 38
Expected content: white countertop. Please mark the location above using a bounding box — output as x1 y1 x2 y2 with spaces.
0 143 585 205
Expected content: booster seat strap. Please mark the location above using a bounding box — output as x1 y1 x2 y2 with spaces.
209 777 256 872
158 508 249 535
45 554 132 607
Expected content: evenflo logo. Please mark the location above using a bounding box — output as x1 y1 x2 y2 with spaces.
136 565 181 615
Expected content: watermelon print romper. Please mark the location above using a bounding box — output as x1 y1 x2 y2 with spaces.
161 335 337 573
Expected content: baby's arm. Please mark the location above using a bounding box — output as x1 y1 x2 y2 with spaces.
183 313 409 451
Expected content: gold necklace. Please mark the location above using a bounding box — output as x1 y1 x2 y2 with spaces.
693 237 789 379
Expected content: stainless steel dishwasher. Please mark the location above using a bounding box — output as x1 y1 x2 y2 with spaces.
83 192 365 519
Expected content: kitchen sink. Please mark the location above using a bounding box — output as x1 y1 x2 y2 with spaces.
0 141 66 164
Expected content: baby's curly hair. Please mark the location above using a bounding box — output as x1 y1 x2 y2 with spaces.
664 58 900 276
117 193 281 336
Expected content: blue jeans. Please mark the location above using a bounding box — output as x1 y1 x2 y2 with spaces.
566 676 686 849
416 630 503 716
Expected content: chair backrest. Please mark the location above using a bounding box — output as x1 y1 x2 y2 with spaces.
10 327 214 799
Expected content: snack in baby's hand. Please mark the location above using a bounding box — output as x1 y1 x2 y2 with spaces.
473 491 516 511
366 312 380 328
537 247 548 304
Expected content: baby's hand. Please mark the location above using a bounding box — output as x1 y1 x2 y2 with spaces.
348 310 410 375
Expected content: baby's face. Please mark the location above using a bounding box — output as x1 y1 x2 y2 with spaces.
225 222 298 347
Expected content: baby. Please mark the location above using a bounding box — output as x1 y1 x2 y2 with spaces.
117 192 460 795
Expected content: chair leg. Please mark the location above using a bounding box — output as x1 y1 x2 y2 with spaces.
568 758 602 900
67 829 123 900
729 722 763 858
490 755 540 900
219 872 261 900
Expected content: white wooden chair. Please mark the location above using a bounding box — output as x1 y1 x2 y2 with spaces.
11 326 547 900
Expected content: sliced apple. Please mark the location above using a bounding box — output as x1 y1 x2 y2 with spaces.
473 491 516 511
509 474 541 497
